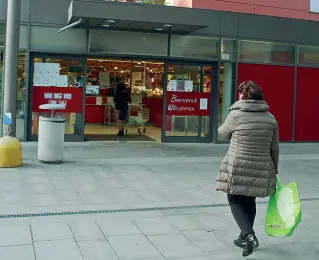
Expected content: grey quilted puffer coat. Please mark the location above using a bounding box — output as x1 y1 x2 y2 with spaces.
216 100 279 198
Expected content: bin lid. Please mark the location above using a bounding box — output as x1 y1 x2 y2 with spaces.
39 104 66 110
39 116 65 123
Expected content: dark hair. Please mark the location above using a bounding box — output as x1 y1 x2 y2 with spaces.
116 82 126 93
238 81 264 101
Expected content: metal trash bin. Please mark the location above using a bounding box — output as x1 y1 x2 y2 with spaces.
38 104 66 164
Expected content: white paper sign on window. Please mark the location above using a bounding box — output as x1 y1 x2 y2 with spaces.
311 0 319 13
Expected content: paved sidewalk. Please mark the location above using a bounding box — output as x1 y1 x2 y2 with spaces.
0 142 318 259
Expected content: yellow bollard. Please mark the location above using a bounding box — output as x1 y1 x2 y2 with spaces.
0 136 23 168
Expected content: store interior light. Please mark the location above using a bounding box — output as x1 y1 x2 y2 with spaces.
107 20 116 23
102 25 110 27
114 67 118 70
155 28 163 31
164 24 172 27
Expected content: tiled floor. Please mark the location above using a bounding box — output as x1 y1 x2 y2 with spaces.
0 204 318 260
1 142 319 215
84 124 162 141
84 124 200 142
0 143 318 259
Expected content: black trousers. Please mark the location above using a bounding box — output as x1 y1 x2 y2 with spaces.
227 194 256 238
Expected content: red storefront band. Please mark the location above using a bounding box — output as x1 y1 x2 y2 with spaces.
32 86 83 113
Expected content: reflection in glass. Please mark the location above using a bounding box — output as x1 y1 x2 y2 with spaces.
221 39 236 61
89 30 168 56
32 57 84 136
239 40 295 64
166 64 210 137
31 26 86 52
170 35 218 59
84 58 164 141
298 45 319 65
0 51 26 140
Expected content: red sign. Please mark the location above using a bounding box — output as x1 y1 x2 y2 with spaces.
166 91 211 116
32 86 83 113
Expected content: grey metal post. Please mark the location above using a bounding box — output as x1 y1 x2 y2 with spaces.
2 0 21 137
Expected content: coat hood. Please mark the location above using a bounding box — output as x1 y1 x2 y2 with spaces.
229 100 269 112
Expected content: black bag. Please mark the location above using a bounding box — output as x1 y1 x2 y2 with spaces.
119 108 127 121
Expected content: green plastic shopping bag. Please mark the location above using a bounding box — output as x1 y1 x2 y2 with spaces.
265 177 302 237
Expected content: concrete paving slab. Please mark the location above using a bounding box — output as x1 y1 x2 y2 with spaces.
78 240 119 260
97 218 141 236
0 225 32 246
164 216 203 231
34 239 83 260
148 234 203 258
182 230 227 252
31 222 73 241
133 217 179 235
69 221 105 241
0 245 35 260
108 234 161 259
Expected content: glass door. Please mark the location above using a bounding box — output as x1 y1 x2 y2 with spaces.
28 54 86 141
162 62 216 143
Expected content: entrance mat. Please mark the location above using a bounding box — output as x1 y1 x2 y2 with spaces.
0 197 318 220
84 134 156 142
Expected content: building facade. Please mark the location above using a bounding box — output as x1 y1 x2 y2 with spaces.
194 0 319 21
1 0 319 143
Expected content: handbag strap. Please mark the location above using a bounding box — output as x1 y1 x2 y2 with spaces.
276 177 281 189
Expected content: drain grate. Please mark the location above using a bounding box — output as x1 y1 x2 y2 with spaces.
0 197 318 220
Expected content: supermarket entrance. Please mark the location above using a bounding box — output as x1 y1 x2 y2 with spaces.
84 58 165 142
28 54 217 143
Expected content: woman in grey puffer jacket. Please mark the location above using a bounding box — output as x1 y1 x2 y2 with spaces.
217 81 279 257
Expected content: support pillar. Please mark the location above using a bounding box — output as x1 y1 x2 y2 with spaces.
2 0 21 137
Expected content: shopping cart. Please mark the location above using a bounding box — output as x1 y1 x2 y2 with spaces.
124 103 150 135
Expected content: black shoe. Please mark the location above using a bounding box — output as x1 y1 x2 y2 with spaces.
233 238 246 249
117 131 124 136
243 233 259 257
235 236 259 249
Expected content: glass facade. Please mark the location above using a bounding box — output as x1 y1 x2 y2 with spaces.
165 64 201 137
30 26 86 52
170 35 218 59
89 30 168 56
298 45 319 65
164 64 211 140
0 21 317 143
0 24 28 49
221 39 236 61
31 57 85 138
0 24 28 140
239 40 295 64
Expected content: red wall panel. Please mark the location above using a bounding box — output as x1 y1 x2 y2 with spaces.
237 64 294 141
254 5 310 20
295 68 319 141
255 0 309 10
193 0 317 21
